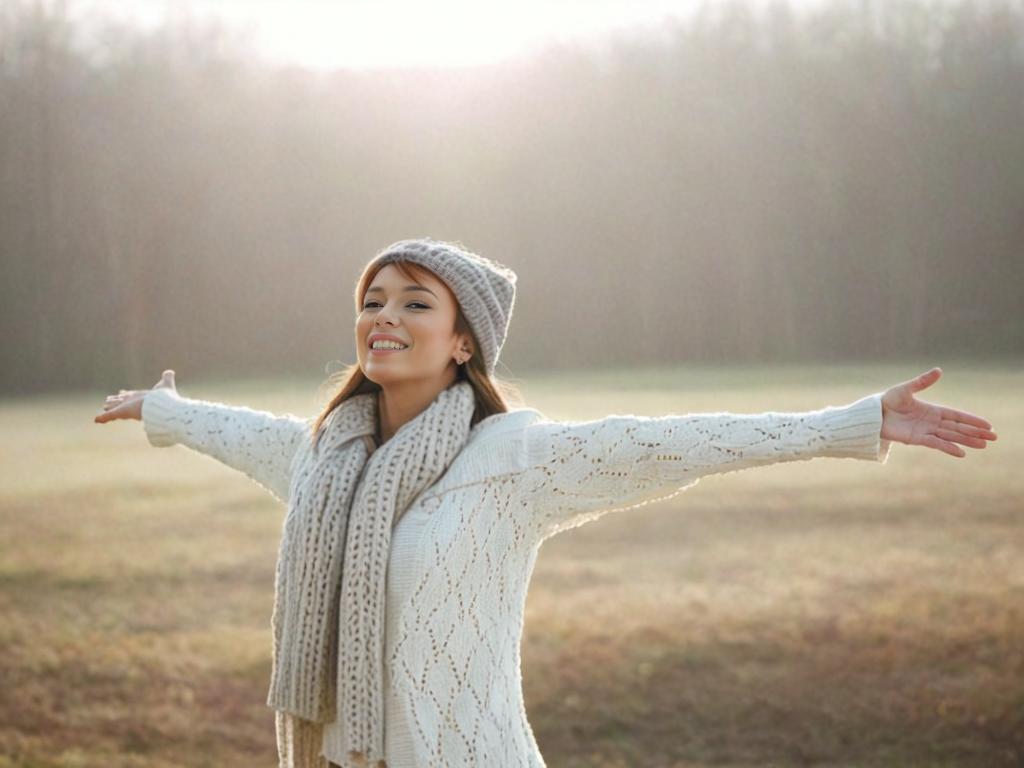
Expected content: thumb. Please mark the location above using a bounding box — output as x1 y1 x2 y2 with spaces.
906 366 941 394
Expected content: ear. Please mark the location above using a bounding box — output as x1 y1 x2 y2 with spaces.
454 332 474 362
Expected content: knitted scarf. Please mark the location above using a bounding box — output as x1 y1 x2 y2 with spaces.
265 380 477 768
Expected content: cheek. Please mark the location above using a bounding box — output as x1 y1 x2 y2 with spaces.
409 319 451 350
355 317 372 345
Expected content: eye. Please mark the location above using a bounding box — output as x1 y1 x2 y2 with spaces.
362 301 431 310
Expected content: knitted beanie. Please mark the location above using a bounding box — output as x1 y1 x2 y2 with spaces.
360 237 518 374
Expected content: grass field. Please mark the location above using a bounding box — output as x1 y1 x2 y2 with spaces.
1 362 1020 767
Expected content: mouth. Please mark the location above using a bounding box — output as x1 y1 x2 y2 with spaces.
368 341 409 356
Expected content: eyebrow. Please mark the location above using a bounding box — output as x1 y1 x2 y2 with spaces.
366 284 438 298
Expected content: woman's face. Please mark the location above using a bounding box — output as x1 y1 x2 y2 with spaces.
356 263 473 386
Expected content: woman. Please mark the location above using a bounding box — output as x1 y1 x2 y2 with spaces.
95 237 997 768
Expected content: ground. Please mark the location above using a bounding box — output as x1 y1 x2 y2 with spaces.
1 362 1019 767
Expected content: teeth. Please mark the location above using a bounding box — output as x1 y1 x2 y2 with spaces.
371 340 408 350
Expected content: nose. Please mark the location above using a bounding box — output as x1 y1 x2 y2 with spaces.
375 302 398 326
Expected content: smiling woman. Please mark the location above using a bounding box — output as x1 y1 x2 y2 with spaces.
353 263 478 442
96 235 995 768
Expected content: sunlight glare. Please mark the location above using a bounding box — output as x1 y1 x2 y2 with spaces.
78 0 838 71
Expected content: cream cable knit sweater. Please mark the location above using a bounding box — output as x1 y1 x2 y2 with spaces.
141 387 892 768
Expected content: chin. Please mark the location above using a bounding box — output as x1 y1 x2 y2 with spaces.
362 365 409 386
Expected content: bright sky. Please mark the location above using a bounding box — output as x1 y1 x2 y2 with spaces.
75 0 835 71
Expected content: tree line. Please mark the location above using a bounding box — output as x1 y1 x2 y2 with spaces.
1 0 1021 395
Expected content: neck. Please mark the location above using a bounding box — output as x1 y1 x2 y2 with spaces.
376 369 459 444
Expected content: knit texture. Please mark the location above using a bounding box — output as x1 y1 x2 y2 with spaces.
267 380 477 768
141 388 891 767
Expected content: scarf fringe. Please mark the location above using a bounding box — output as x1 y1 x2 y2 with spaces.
347 749 388 767
276 711 330 768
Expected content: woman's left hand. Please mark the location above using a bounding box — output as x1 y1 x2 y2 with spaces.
880 367 997 458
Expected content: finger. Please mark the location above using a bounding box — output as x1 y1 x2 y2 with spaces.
935 428 986 449
96 400 130 421
941 419 997 441
906 367 941 394
920 433 965 458
940 406 992 430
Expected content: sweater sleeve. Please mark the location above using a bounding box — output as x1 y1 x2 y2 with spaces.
513 392 892 541
141 387 313 505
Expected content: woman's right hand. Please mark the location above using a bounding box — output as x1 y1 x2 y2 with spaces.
94 369 178 424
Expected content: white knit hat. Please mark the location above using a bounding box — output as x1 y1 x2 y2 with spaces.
361 237 518 374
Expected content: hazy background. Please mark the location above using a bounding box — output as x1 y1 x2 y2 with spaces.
2 0 1021 395
1 1 1021 767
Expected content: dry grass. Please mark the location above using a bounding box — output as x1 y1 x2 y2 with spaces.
1 362 1020 767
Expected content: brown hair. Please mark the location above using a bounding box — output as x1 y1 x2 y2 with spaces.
309 258 523 451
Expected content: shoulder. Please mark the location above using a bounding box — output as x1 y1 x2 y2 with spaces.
471 406 547 440
465 406 550 461
422 406 550 498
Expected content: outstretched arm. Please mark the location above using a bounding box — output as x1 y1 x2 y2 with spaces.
512 392 891 542
141 387 312 505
